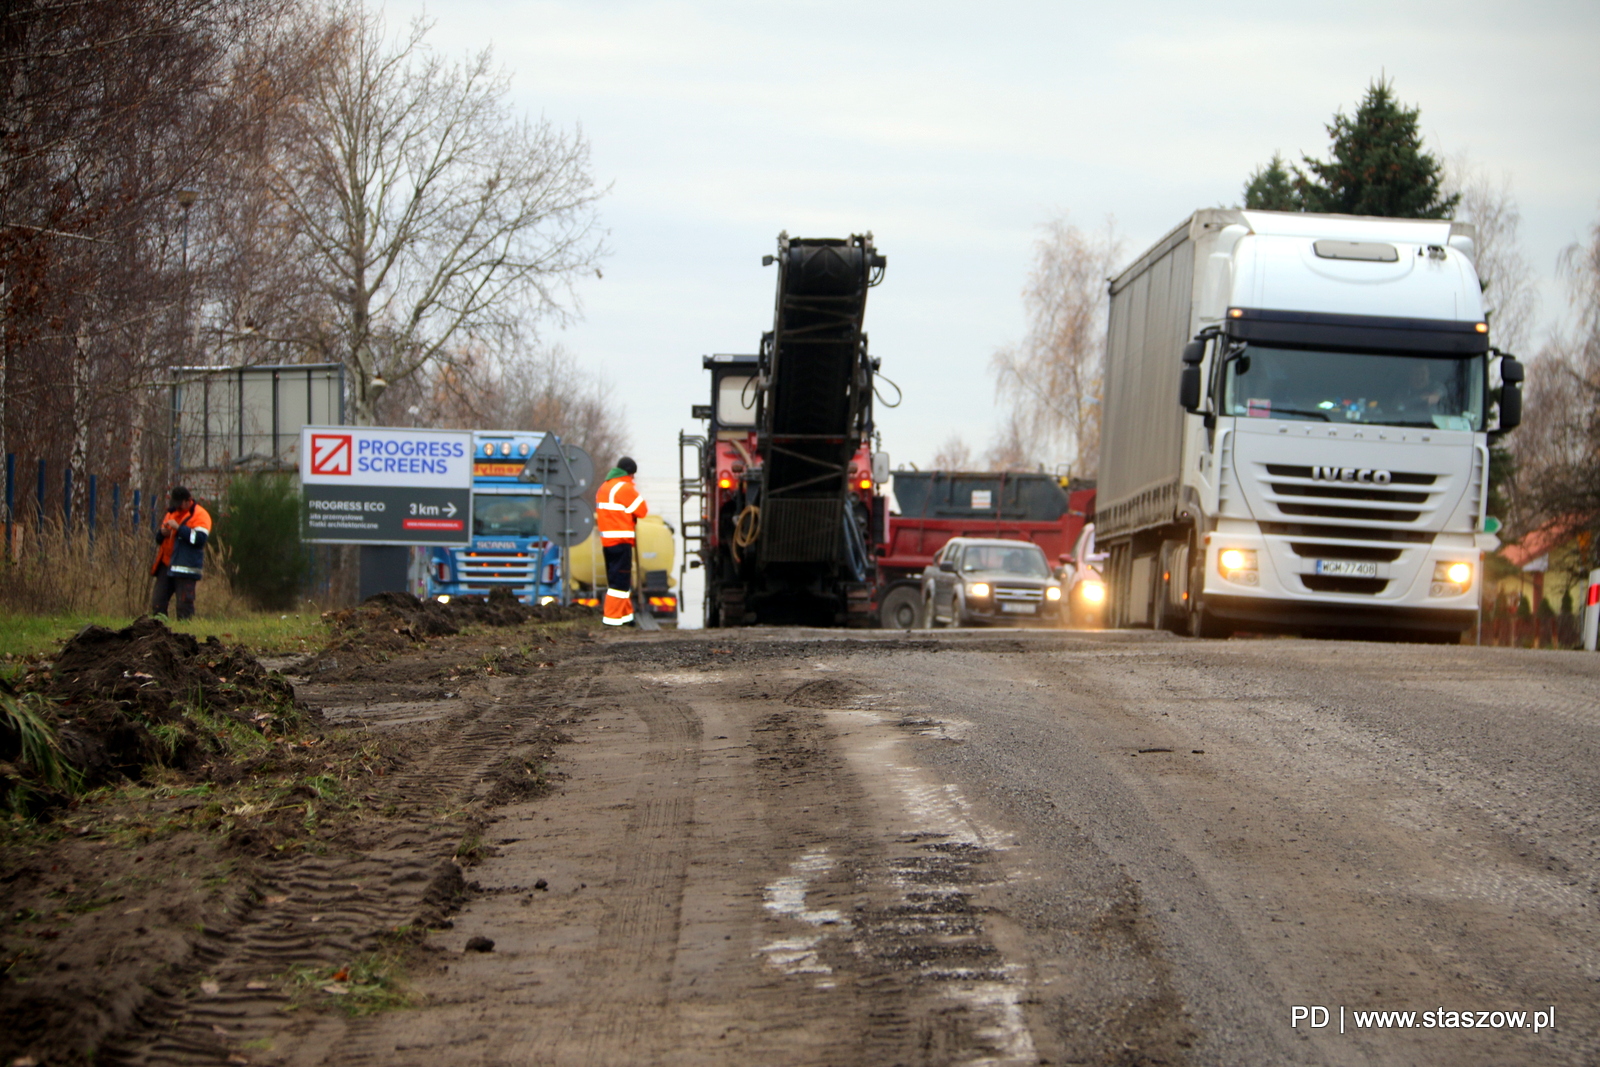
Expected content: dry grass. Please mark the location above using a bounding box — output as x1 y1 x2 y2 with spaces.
1 517 253 617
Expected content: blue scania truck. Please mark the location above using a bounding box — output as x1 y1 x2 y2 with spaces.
425 430 565 604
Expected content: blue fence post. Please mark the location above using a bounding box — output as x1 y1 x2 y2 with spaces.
36 458 45 537
88 474 98 544
4 452 13 560
63 466 72 529
112 482 121 529
132 488 141 532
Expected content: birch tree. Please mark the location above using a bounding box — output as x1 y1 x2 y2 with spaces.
274 4 606 426
1445 157 1538 354
990 216 1120 477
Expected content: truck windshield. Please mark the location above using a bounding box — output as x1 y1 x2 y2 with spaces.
1222 347 1485 430
473 494 542 538
961 545 1051 578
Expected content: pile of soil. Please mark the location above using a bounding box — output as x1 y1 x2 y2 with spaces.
2 617 311 809
305 589 595 679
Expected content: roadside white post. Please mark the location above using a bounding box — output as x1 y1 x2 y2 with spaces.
1583 568 1600 652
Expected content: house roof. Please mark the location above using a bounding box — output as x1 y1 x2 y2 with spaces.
1501 518 1582 569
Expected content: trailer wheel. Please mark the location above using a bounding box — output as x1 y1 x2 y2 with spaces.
880 585 922 630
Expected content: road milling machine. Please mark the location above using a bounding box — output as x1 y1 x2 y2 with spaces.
681 232 889 627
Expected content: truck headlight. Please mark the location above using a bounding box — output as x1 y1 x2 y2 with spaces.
1080 580 1106 604
1046 586 1062 601
968 582 991 598
1218 548 1258 584
1431 561 1473 596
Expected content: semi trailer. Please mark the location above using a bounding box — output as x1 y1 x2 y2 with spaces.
682 232 888 627
1097 209 1523 641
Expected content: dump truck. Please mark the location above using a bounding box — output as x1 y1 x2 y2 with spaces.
681 232 888 627
1097 208 1523 641
874 471 1095 629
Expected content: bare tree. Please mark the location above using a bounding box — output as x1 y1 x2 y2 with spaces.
1445 156 1538 354
990 216 1121 477
983 415 1036 472
1 0 326 512
272 3 607 426
929 433 973 471
383 337 628 463
1512 213 1600 552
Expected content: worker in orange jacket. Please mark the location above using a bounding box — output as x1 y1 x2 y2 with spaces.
150 486 213 620
595 457 648 627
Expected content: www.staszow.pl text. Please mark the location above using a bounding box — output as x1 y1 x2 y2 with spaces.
1291 1005 1555 1032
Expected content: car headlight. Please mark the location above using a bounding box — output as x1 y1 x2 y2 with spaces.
435 594 451 604
1046 586 1061 601
1079 580 1106 604
968 582 991 598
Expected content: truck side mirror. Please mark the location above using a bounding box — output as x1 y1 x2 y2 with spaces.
1498 355 1523 432
1179 340 1205 412
939 560 956 573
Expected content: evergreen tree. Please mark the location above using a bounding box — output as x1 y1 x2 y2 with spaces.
1296 79 1459 218
1242 153 1302 211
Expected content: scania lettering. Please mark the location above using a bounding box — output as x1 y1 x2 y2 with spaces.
424 431 564 604
1097 209 1523 642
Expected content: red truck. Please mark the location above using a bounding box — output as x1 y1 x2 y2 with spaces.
876 471 1096 628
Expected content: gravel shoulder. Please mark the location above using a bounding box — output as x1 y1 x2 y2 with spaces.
7 620 1594 1066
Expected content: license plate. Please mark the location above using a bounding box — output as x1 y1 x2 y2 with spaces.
1315 559 1378 578
1001 602 1035 614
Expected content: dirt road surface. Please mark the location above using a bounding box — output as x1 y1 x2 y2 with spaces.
23 624 1598 1066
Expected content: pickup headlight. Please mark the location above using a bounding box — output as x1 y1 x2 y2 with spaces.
968 582 991 598
1079 580 1106 604
1046 586 1062 601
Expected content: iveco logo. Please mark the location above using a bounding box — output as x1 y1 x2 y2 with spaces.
1314 466 1392 484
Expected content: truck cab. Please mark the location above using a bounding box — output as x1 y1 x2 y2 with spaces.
425 430 563 604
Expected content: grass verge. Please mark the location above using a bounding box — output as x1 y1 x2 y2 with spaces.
0 611 329 659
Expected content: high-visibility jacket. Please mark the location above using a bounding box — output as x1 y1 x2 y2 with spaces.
151 503 213 578
595 475 648 546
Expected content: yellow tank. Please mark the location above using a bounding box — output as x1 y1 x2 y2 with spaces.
567 513 677 592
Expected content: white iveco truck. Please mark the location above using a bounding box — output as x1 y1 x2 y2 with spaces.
1097 209 1523 641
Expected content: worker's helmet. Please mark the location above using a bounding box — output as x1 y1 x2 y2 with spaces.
616 456 637 476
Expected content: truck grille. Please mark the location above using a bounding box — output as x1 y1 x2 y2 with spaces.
457 550 535 585
994 586 1044 604
1257 464 1442 530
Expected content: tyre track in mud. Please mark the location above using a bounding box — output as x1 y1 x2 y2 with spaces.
106 660 600 1067
556 686 702 1066
322 637 1190 1067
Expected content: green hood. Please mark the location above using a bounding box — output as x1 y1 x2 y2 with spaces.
605 467 631 480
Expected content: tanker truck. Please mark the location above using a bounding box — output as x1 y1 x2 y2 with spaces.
1097 208 1523 642
568 515 679 626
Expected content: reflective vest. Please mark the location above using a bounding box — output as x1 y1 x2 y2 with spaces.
595 475 648 546
151 503 213 578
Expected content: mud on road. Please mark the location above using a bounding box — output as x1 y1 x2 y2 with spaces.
6 619 1598 1067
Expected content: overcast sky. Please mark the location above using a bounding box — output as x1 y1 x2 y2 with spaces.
388 0 1598 509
